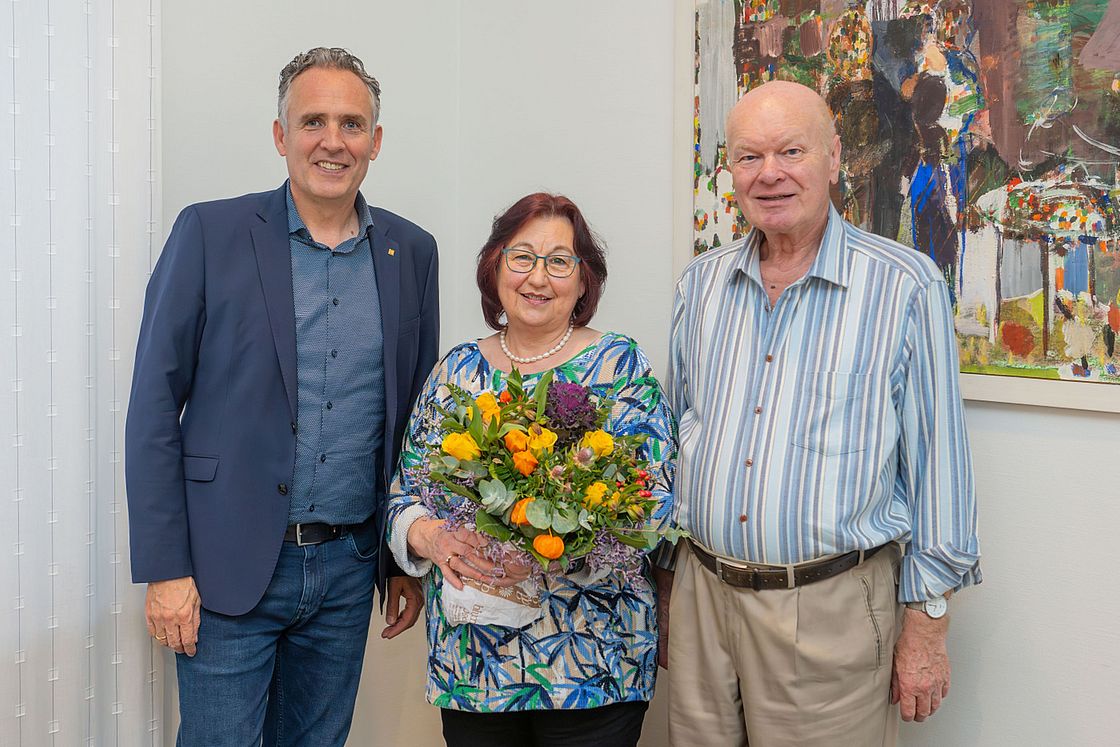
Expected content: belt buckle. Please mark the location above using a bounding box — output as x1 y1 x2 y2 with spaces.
294 523 311 547
714 556 766 591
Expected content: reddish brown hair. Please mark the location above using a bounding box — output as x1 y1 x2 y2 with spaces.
476 193 608 330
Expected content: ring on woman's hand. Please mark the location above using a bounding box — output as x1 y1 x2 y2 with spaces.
445 554 455 566
155 634 166 642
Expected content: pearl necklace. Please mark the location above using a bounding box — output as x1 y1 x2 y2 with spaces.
500 323 574 364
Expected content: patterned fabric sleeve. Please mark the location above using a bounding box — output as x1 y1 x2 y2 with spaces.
386 348 458 575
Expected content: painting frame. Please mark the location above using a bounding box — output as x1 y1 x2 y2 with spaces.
672 0 1120 413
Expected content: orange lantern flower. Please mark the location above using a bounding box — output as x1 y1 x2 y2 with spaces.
533 533 565 560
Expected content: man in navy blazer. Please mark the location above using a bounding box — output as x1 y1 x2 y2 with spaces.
125 48 437 745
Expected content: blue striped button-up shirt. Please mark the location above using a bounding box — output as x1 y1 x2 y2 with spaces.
668 206 980 601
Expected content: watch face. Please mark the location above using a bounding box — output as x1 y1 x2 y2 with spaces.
925 597 948 618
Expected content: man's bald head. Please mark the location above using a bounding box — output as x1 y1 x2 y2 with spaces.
723 80 842 250
726 81 837 150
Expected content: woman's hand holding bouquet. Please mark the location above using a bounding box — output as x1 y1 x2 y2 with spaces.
409 368 684 626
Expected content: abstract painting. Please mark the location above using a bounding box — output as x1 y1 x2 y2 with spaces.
692 0 1120 385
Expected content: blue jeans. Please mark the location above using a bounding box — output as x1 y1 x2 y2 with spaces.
175 531 377 746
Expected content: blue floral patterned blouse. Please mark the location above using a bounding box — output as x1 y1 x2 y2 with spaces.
387 332 677 713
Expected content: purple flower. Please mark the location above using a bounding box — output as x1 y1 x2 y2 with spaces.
545 381 598 446
585 532 643 583
409 466 478 528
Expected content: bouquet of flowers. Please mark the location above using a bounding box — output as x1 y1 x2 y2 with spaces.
413 368 683 626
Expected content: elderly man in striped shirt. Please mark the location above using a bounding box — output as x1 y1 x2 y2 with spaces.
658 81 980 746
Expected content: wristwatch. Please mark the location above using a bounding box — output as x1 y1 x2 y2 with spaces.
905 596 948 619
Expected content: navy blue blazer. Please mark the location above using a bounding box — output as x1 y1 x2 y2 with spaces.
125 184 439 616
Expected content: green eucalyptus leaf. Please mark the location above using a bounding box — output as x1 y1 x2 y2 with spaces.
551 504 580 534
525 499 553 530
478 478 516 514
660 526 691 544
464 461 489 478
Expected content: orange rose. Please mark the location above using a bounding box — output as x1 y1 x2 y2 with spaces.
504 428 529 453
512 450 538 476
510 497 534 525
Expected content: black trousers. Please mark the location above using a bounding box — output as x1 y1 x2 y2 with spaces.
440 701 649 747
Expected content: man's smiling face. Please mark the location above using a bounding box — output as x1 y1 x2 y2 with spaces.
273 66 382 212
725 83 841 248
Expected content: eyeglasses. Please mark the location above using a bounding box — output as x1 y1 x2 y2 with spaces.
501 248 582 278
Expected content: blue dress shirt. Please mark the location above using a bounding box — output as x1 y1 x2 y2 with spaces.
286 184 385 525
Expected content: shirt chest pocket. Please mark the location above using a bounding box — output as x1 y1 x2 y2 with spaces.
790 371 871 456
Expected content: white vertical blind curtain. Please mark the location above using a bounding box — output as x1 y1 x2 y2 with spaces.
0 1 164 744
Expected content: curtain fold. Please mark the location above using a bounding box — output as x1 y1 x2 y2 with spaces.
0 1 165 744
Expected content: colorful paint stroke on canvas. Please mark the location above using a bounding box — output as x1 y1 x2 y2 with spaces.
693 0 1120 384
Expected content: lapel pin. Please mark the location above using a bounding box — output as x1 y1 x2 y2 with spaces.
388 247 396 256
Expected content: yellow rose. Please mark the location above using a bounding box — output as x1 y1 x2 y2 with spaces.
527 424 558 455
503 428 529 453
441 432 481 462
475 392 501 424
583 481 609 508
579 429 614 458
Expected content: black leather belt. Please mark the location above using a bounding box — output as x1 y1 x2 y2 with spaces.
689 540 887 590
284 522 354 546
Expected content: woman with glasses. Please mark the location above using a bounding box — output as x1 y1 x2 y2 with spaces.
386 193 676 746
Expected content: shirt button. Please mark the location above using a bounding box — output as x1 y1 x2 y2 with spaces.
754 406 762 414
745 458 753 467
320 454 327 463
739 514 748 523
332 298 339 306
765 354 773 362
308 504 316 512
326 401 333 410
290 422 297 434
331 349 338 358
277 483 289 496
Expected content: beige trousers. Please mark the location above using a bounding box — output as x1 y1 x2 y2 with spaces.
666 543 902 747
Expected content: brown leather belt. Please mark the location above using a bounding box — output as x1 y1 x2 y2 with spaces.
689 540 887 590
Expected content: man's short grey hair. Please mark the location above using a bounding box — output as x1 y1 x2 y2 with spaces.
277 47 381 130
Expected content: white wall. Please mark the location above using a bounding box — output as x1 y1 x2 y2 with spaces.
161 2 1120 746
902 401 1120 747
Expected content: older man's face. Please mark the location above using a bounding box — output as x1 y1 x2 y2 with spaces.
273 67 381 212
726 95 840 247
